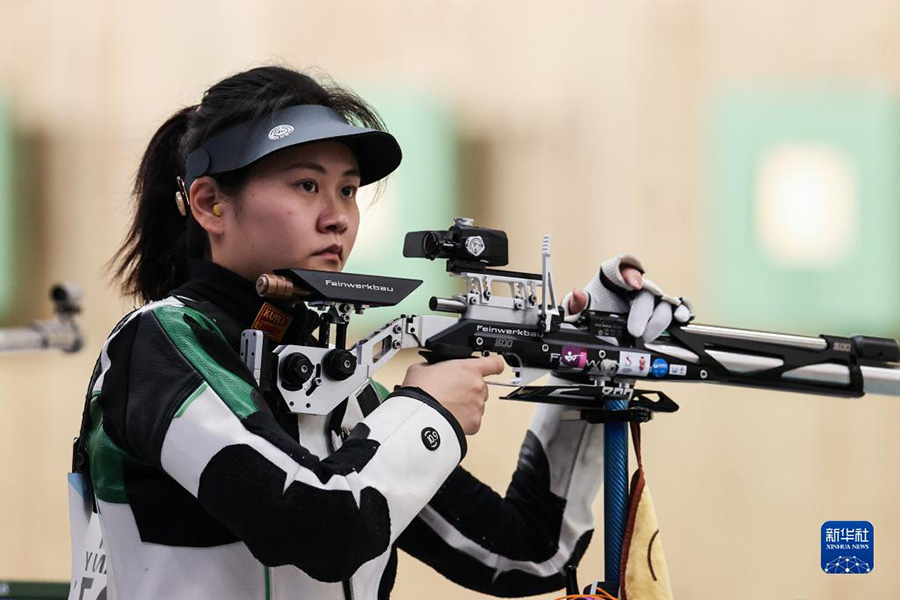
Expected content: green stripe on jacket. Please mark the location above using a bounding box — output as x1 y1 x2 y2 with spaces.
152 304 259 420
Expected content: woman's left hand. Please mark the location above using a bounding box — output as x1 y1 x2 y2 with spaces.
562 255 694 342
566 266 643 313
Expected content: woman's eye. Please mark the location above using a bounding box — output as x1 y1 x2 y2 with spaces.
299 181 318 192
341 185 357 198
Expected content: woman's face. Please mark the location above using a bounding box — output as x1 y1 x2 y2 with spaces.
211 140 362 281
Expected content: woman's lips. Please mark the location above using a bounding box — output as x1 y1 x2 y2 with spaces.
314 244 343 262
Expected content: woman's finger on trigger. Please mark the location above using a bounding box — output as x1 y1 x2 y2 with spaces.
627 290 655 337
473 355 505 377
643 302 673 342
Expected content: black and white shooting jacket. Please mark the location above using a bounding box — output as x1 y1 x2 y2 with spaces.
79 259 604 599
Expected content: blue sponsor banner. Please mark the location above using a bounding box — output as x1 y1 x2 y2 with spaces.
821 521 873 574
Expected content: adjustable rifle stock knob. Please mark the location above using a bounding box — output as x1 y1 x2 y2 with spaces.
281 352 314 390
324 349 357 381
257 274 299 301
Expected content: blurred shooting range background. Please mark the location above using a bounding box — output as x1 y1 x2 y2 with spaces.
2 1 900 598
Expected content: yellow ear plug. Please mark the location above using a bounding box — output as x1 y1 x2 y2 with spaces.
213 203 222 217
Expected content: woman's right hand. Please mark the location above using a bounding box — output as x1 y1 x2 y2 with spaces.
401 356 505 435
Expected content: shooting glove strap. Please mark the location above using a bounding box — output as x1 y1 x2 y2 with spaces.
561 254 644 322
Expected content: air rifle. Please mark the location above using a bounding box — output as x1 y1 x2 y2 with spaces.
241 218 900 595
242 218 900 416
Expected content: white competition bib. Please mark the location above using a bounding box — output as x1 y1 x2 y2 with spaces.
67 473 108 600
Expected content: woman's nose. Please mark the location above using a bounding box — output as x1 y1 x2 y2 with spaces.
317 193 350 233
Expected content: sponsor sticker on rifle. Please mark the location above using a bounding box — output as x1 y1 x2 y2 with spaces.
618 351 650 376
560 345 588 368
651 358 669 377
251 302 293 343
669 364 687 376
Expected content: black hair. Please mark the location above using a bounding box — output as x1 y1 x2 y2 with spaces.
111 65 387 303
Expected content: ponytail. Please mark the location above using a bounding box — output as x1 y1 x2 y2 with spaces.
110 105 206 302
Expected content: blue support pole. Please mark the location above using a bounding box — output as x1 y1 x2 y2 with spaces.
603 399 629 594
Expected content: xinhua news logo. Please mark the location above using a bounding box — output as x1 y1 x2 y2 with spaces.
821 521 874 574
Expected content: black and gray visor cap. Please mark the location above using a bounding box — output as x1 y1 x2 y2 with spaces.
184 104 402 192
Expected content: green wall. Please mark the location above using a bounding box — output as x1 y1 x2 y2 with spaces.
0 92 13 322
343 91 460 338
708 91 900 336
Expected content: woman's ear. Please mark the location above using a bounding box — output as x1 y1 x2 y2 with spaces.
189 177 226 237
